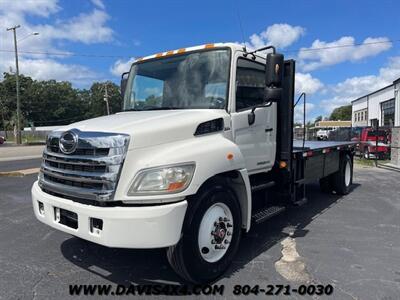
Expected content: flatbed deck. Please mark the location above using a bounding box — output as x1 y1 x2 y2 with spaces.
292 140 357 153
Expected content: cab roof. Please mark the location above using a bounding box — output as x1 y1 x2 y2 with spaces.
134 43 246 63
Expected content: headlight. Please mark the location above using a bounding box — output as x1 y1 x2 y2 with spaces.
128 163 195 195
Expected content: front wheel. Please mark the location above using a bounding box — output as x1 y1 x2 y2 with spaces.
167 178 242 283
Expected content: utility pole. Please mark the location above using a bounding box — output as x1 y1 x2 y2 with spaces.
0 101 6 139
7 25 22 144
103 83 110 115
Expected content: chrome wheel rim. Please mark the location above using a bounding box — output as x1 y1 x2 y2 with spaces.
198 202 233 263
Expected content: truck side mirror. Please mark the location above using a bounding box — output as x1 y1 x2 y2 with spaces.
248 51 285 126
264 52 284 102
120 72 129 98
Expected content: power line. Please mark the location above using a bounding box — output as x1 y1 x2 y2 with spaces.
284 39 400 54
0 38 398 59
0 49 129 58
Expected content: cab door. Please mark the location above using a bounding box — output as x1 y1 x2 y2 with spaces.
230 57 277 174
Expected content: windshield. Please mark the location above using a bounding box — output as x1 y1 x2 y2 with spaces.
367 130 386 137
123 49 230 111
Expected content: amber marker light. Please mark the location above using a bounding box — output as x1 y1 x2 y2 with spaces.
167 182 185 191
227 153 234 160
279 161 287 169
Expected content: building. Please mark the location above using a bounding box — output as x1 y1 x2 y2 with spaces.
315 120 352 129
352 78 400 127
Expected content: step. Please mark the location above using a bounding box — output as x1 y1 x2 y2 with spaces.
293 197 307 206
251 181 275 192
251 206 286 224
295 178 307 185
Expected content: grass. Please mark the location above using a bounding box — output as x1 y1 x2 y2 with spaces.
354 157 390 168
3 134 46 145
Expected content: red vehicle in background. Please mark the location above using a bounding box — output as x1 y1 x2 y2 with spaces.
352 127 391 159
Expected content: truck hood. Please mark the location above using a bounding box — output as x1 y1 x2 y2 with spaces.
58 109 229 149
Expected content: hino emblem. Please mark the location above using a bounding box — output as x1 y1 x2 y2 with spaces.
59 130 78 154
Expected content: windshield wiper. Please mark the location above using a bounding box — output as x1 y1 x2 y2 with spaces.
124 107 183 111
123 108 141 111
143 107 183 110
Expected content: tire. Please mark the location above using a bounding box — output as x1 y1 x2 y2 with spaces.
332 154 353 195
166 178 242 283
319 175 333 193
364 148 370 160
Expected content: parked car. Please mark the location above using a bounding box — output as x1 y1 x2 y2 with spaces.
317 129 330 140
0 136 5 145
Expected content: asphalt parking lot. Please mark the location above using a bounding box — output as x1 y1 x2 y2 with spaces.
0 162 400 299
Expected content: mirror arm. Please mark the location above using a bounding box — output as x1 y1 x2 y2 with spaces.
248 101 273 126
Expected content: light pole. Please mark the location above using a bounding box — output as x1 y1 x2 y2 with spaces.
6 25 39 144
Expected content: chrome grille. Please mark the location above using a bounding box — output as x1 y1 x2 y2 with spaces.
38 129 130 202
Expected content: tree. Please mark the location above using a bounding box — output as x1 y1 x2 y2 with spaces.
0 73 123 129
24 79 86 126
329 105 352 121
1 72 34 128
85 82 122 119
315 115 323 123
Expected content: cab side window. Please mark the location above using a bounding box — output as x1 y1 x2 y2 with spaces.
235 58 265 111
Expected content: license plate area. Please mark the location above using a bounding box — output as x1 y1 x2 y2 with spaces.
55 207 78 229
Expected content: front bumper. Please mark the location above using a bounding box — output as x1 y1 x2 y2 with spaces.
31 181 187 248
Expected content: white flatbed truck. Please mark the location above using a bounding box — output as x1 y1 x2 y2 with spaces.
32 43 356 283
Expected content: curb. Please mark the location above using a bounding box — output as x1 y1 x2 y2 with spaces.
0 155 42 162
0 171 25 177
0 168 40 177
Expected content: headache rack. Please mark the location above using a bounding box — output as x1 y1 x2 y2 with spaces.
38 129 130 202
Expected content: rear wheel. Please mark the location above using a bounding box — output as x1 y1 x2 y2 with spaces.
364 148 370 159
319 175 333 193
332 154 353 195
167 178 242 283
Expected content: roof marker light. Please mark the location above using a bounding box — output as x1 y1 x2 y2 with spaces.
204 43 215 49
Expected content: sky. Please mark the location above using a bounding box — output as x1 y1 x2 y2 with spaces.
1 0 400 121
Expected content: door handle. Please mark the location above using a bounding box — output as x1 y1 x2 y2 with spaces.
265 128 273 132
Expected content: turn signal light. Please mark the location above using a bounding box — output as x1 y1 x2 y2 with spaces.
167 182 185 191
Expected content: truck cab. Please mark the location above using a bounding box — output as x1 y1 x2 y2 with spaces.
32 43 355 283
354 127 390 159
